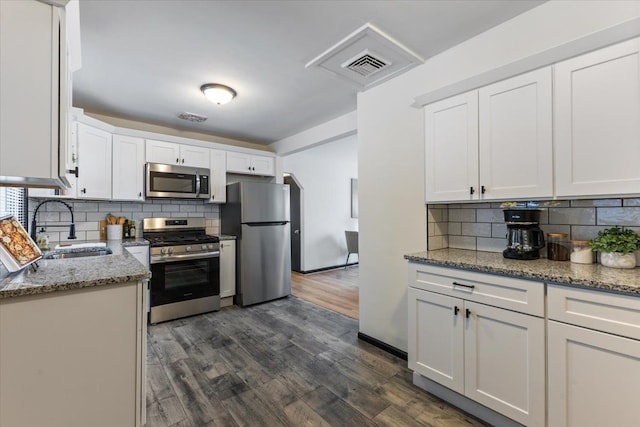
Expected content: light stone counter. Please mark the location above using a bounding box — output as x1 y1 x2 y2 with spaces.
405 248 640 295
0 239 151 299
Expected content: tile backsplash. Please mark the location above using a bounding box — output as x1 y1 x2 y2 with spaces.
428 198 640 254
28 198 220 243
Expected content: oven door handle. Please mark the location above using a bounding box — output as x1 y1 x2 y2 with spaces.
195 171 201 198
151 251 220 264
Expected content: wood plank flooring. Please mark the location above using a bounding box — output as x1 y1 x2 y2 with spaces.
291 267 359 319
146 297 487 427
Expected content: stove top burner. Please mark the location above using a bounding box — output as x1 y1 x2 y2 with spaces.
143 217 219 247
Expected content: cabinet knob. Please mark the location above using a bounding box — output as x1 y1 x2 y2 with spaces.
481 185 486 194
465 308 471 319
81 188 86 194
181 158 185 164
138 192 142 198
176 158 179 163
470 186 475 195
454 306 460 316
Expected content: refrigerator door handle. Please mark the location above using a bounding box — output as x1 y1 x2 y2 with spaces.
245 221 288 226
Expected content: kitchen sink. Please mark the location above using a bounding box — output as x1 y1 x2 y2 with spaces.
43 247 113 259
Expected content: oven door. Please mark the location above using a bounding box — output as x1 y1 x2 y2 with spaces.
150 255 220 307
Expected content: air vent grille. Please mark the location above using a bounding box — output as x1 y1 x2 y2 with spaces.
344 52 390 77
178 112 208 123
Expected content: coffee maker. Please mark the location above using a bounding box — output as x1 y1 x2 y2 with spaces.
503 209 545 260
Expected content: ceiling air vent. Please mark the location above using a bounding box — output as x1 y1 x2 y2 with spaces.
343 51 390 77
306 23 424 90
178 112 207 123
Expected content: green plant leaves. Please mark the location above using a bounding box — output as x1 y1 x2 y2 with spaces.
589 226 640 254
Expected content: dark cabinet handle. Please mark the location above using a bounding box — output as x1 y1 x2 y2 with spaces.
81 188 87 194
452 281 475 290
176 158 179 163
181 159 185 164
470 187 475 195
454 306 459 316
466 309 471 319
481 185 486 194
67 166 79 177
138 192 142 197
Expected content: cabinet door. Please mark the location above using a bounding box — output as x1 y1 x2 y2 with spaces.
112 135 144 201
548 320 640 427
77 123 112 199
180 145 210 168
220 240 236 298
251 155 275 176
408 287 464 394
0 1 57 181
464 301 545 427
226 152 253 174
145 139 180 165
555 38 640 197
0 283 140 427
209 149 227 203
479 67 553 200
424 91 479 202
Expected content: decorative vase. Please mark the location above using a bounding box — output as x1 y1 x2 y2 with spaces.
600 252 636 269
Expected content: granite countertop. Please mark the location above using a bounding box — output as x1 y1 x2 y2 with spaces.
219 234 236 240
405 248 640 295
0 239 151 300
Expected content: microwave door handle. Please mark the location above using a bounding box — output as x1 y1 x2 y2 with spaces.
195 171 201 198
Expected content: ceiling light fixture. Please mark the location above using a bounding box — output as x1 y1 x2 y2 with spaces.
200 83 237 105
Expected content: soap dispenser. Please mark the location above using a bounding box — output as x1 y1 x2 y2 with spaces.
36 228 50 251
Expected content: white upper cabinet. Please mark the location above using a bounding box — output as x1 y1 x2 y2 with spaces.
145 140 209 169
554 38 640 198
0 1 69 187
478 67 553 200
179 144 210 169
226 152 275 176
424 67 552 203
112 135 144 201
424 91 479 202
208 149 227 203
76 123 112 200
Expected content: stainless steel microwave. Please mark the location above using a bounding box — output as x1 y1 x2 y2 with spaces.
145 163 210 199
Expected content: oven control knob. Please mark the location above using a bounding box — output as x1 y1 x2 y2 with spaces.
186 246 192 252
160 248 167 255
167 247 174 255
202 245 207 251
208 244 215 250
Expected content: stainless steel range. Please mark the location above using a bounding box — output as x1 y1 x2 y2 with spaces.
143 217 220 324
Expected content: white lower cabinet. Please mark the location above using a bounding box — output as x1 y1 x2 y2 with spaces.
220 239 236 298
408 264 545 426
547 285 640 427
0 282 146 427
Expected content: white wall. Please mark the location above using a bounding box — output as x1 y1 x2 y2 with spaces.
282 135 358 271
358 0 640 352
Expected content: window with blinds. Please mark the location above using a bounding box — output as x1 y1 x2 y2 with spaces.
0 187 27 227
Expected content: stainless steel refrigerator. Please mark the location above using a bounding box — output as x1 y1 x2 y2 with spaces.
221 182 291 307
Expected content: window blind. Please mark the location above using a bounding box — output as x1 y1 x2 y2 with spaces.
0 187 27 227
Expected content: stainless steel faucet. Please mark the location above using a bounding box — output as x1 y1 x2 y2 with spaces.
30 200 77 241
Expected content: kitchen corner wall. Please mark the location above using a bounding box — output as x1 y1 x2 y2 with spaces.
428 198 640 254
28 198 220 242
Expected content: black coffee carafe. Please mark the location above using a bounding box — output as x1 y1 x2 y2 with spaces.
503 209 545 260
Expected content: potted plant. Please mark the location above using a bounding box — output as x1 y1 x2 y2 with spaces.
590 226 640 269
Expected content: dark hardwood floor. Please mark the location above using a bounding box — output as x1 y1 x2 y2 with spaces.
146 297 486 427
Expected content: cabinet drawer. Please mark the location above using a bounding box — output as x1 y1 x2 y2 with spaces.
408 263 544 316
548 284 640 340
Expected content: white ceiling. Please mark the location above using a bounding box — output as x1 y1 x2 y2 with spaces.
73 0 545 145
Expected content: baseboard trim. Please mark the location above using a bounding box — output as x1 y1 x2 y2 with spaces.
357 332 408 360
300 263 358 274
